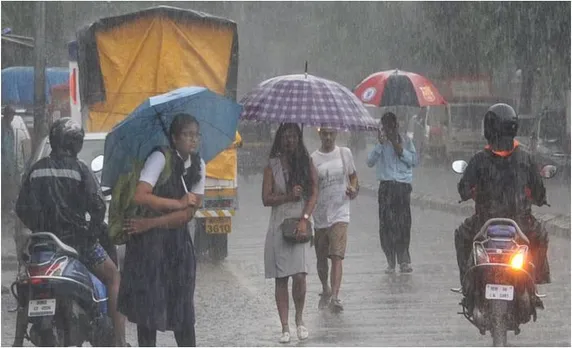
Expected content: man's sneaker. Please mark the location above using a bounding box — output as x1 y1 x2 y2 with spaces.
318 292 331 310
400 263 413 273
384 266 395 274
329 298 344 313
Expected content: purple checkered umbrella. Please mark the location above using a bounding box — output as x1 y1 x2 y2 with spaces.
240 74 379 131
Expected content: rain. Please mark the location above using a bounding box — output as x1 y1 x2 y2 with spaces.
1 1 570 347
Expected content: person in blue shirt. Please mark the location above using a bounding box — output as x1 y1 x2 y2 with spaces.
367 112 417 274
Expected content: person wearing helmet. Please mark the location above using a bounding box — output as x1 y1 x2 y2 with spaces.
15 118 128 346
454 103 550 289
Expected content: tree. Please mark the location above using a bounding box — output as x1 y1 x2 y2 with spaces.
416 2 570 113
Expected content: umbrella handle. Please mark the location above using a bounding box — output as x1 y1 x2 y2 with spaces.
181 176 189 193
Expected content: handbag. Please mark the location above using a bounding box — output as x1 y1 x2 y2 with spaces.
280 217 311 243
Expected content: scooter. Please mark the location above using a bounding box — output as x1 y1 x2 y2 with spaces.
11 232 114 346
450 160 557 346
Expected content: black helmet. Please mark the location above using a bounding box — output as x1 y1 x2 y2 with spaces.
483 103 518 150
49 118 84 157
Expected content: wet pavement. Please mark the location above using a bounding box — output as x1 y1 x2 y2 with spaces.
2 177 570 346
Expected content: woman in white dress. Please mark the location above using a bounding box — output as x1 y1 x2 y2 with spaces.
262 123 318 344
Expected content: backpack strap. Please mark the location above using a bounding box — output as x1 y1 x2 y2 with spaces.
156 147 173 187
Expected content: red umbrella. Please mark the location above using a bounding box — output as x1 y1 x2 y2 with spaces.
354 69 447 107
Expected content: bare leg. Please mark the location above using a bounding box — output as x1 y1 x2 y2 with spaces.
292 273 307 326
317 254 331 295
275 277 290 333
92 258 126 346
330 256 343 299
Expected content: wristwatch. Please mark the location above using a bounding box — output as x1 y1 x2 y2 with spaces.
302 213 310 220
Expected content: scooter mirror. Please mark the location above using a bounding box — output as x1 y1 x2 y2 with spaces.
452 160 468 174
91 155 104 173
540 165 558 179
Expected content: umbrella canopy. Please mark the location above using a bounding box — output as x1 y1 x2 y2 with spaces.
354 69 447 107
240 74 378 131
101 86 241 188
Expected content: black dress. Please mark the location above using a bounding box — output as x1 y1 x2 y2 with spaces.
118 149 196 332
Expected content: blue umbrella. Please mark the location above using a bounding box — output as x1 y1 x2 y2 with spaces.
101 86 242 189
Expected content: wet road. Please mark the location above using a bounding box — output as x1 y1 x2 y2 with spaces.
2 178 570 346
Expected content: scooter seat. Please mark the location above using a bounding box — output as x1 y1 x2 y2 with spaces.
29 232 79 258
487 225 516 238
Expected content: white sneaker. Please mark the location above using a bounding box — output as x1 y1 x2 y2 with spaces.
279 332 290 344
297 325 309 340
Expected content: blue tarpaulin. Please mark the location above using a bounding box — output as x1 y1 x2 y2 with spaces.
1 66 69 106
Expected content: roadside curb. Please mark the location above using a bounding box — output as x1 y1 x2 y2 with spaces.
360 183 571 239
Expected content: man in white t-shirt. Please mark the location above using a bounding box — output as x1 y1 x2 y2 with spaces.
311 127 359 312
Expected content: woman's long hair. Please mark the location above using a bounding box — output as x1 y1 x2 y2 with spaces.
170 113 202 189
269 123 312 198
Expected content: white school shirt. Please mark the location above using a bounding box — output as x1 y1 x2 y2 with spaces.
139 150 206 194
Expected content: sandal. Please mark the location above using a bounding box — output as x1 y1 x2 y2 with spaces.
318 292 331 310
279 332 290 344
297 325 309 340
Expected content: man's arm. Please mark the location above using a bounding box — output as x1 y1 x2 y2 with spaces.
81 163 106 226
397 136 417 168
344 148 359 197
457 156 479 201
367 144 383 168
527 154 547 206
15 170 42 231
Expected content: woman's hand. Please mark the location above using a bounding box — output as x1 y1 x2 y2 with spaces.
289 185 303 202
124 218 153 235
179 192 200 209
295 219 308 241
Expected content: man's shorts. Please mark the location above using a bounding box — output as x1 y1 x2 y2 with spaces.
79 242 109 269
314 222 349 260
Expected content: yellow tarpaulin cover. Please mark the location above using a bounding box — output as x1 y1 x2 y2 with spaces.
87 14 239 180
206 131 241 180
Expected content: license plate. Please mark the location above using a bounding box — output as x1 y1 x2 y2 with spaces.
205 217 231 234
28 299 56 317
485 284 514 301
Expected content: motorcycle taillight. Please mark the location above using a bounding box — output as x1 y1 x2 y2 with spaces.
27 265 51 277
27 256 69 277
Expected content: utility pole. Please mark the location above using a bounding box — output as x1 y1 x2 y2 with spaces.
33 1 47 153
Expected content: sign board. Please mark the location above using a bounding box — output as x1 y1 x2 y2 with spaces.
447 77 492 99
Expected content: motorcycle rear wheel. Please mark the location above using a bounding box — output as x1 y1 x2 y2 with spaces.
490 300 508 347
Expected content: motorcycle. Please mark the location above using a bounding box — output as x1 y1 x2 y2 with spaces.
11 233 113 347
10 156 115 347
450 160 557 346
